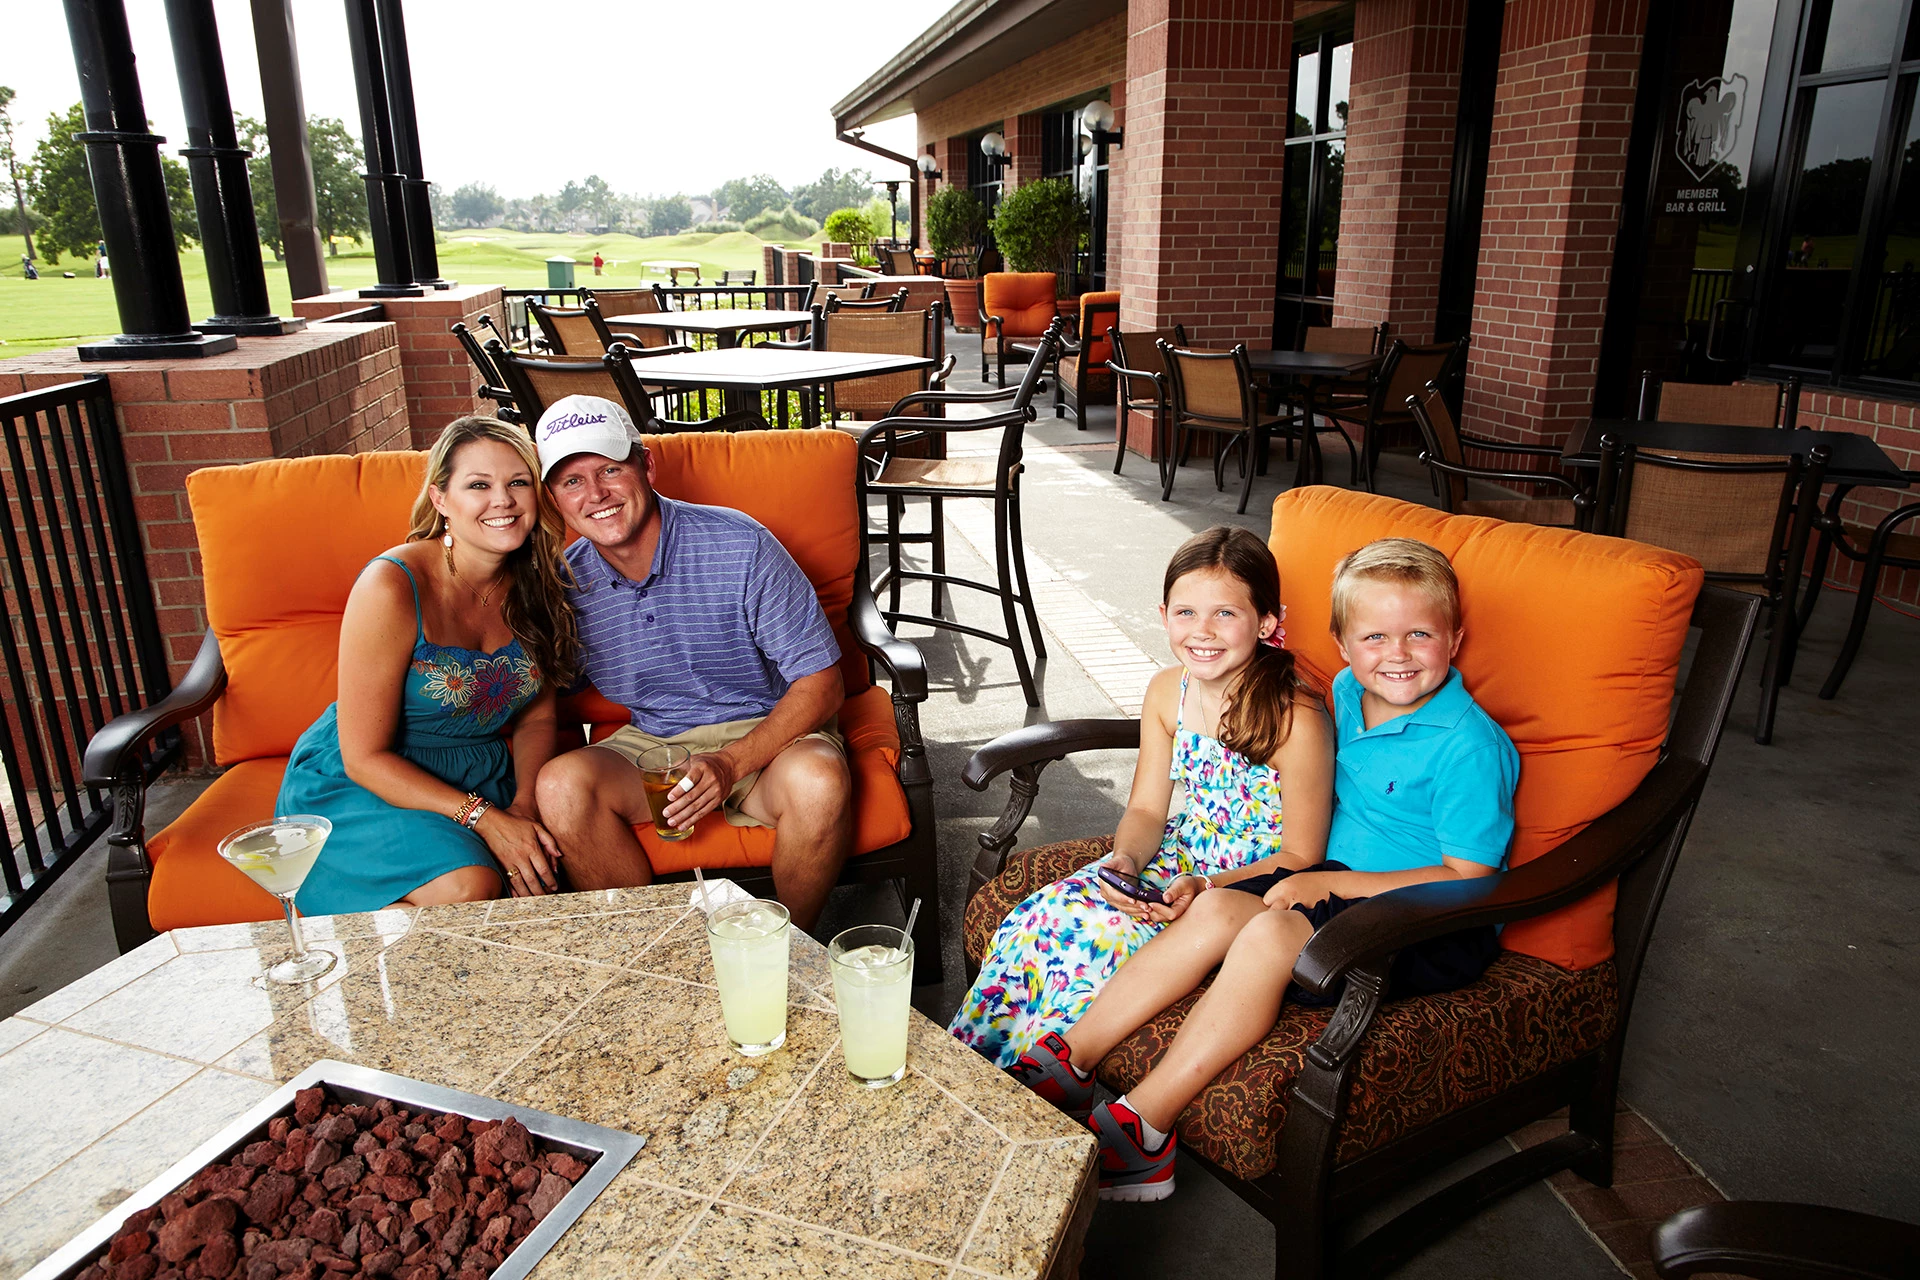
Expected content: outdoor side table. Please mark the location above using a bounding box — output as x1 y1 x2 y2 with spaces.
1244 349 1382 487
0 885 1096 1280
616 348 936 427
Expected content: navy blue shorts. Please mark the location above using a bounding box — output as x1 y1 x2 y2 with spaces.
1227 861 1499 1007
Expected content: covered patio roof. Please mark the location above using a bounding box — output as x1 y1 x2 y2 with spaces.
832 0 1123 130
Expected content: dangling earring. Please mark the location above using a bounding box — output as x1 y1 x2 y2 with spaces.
442 516 455 574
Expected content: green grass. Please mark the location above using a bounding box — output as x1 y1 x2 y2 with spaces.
0 228 824 361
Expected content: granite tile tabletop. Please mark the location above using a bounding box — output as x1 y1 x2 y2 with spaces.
0 886 1096 1280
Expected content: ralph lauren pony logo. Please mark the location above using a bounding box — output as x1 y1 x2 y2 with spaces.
1385 782 1396 796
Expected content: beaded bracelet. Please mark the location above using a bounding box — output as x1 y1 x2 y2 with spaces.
454 793 484 827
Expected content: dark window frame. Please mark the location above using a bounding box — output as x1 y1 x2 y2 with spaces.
1273 21 1354 350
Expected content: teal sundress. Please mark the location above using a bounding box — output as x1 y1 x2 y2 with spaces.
282 556 542 915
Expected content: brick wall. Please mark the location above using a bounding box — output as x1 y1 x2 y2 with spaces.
1797 391 1920 608
1334 0 1466 344
915 14 1127 147
1464 0 1648 447
1012 113 1046 189
293 285 502 448
0 324 409 765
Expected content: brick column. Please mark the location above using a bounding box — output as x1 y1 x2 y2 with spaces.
1115 0 1291 457
1465 0 1649 447
1334 0 1466 343
0 326 410 764
293 283 503 447
1011 113 1045 190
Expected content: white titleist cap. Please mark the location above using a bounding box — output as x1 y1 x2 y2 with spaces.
533 394 641 480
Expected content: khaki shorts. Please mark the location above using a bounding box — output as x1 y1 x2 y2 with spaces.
594 715 844 827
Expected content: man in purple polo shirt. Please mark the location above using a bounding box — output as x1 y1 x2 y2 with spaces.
531 396 852 929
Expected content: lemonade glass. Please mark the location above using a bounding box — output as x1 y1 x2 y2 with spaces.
827 924 913 1088
706 898 790 1055
218 815 336 984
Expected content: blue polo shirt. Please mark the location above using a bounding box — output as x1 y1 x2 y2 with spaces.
564 495 841 737
1325 667 1519 873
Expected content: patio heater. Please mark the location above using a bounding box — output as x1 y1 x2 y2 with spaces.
879 180 901 243
162 0 305 334
60 0 236 359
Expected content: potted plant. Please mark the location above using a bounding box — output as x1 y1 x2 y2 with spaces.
988 177 1090 313
927 186 989 329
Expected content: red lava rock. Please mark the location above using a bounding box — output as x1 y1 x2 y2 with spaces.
366 1149 413 1179
507 1204 532 1232
267 1118 292 1143
346 1194 384 1215
507 1165 539 1194
411 1133 443 1162
301 1207 343 1246
156 1197 238 1263
301 1140 340 1178
475 1216 510 1256
192 1231 239 1277
376 1214 402 1243
239 1142 281 1169
378 1175 422 1202
432 1116 465 1144
408 1198 436 1226
475 1188 506 1221
319 1155 362 1193
311 1114 357 1146
351 1132 381 1157
113 1255 159 1280
371 1117 403 1144
293 1088 325 1126
256 1236 311 1272
526 1173 571 1223
108 1230 151 1262
472 1118 532 1175
544 1152 589 1182
362 1249 400 1278
242 1172 298 1226
396 1228 423 1257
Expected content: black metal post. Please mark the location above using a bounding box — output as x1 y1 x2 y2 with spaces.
882 180 900 243
163 0 303 335
248 0 327 300
342 0 421 297
61 0 235 359
373 0 450 289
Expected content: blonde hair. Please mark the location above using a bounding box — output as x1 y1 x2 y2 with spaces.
409 416 580 688
1329 538 1461 637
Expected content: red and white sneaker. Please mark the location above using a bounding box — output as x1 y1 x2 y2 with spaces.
1089 1099 1176 1201
1007 1031 1096 1121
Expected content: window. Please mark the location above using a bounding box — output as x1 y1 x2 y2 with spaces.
1754 0 1920 386
1274 28 1352 348
966 125 1006 218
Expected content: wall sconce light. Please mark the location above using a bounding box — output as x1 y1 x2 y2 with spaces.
916 153 942 180
980 131 1007 158
1082 100 1123 147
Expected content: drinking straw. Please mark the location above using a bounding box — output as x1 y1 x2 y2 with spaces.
897 897 921 962
693 865 713 915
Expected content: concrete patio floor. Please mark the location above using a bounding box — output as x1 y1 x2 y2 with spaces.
3 331 1914 1277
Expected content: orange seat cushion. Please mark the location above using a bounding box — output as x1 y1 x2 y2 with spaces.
1269 488 1704 969
981 273 1059 338
147 758 286 931
1078 290 1121 366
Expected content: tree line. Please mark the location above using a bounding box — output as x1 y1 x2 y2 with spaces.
433 168 883 236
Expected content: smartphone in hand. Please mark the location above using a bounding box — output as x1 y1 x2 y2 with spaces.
1097 866 1167 905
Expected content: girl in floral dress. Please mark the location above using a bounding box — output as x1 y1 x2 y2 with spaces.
951 527 1334 1069
283 417 581 914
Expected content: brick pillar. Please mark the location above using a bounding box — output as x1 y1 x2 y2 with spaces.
1011 113 1045 190
762 242 782 284
1115 0 1291 456
1465 0 1650 447
293 283 502 447
1334 0 1466 343
0 326 410 764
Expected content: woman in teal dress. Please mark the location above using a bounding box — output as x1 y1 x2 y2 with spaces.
284 417 581 913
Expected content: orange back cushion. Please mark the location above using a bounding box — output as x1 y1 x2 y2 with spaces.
982 272 1058 337
188 432 866 762
189 452 428 765
1269 488 1704 969
1079 290 1121 366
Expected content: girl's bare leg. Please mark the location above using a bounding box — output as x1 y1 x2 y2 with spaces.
1064 888 1268 1070
1124 906 1313 1133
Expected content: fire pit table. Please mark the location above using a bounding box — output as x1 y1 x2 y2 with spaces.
0 886 1096 1280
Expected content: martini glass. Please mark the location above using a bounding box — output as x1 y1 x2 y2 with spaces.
218 815 337 983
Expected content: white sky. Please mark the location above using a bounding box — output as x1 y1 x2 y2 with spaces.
2 0 945 200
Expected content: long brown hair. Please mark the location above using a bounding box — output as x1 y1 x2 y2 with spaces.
1162 526 1314 764
408 416 580 689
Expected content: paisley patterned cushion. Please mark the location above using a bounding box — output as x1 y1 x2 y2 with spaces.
965 840 1620 1181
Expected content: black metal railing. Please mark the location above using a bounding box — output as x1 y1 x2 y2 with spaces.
653 284 816 312
0 376 174 935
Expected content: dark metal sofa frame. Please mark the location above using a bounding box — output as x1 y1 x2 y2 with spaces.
959 585 1760 1278
84 534 947 986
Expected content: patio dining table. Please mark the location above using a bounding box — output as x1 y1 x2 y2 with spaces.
619 347 936 425
605 308 815 350
1246 348 1382 486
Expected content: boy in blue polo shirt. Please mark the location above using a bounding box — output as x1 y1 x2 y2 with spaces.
1008 537 1518 1201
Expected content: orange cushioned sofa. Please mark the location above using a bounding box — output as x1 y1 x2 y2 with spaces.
960 485 1760 1276
84 430 942 979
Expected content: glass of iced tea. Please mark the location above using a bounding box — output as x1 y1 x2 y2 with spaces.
639 743 693 841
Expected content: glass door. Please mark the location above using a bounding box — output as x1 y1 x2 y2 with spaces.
1273 28 1351 349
